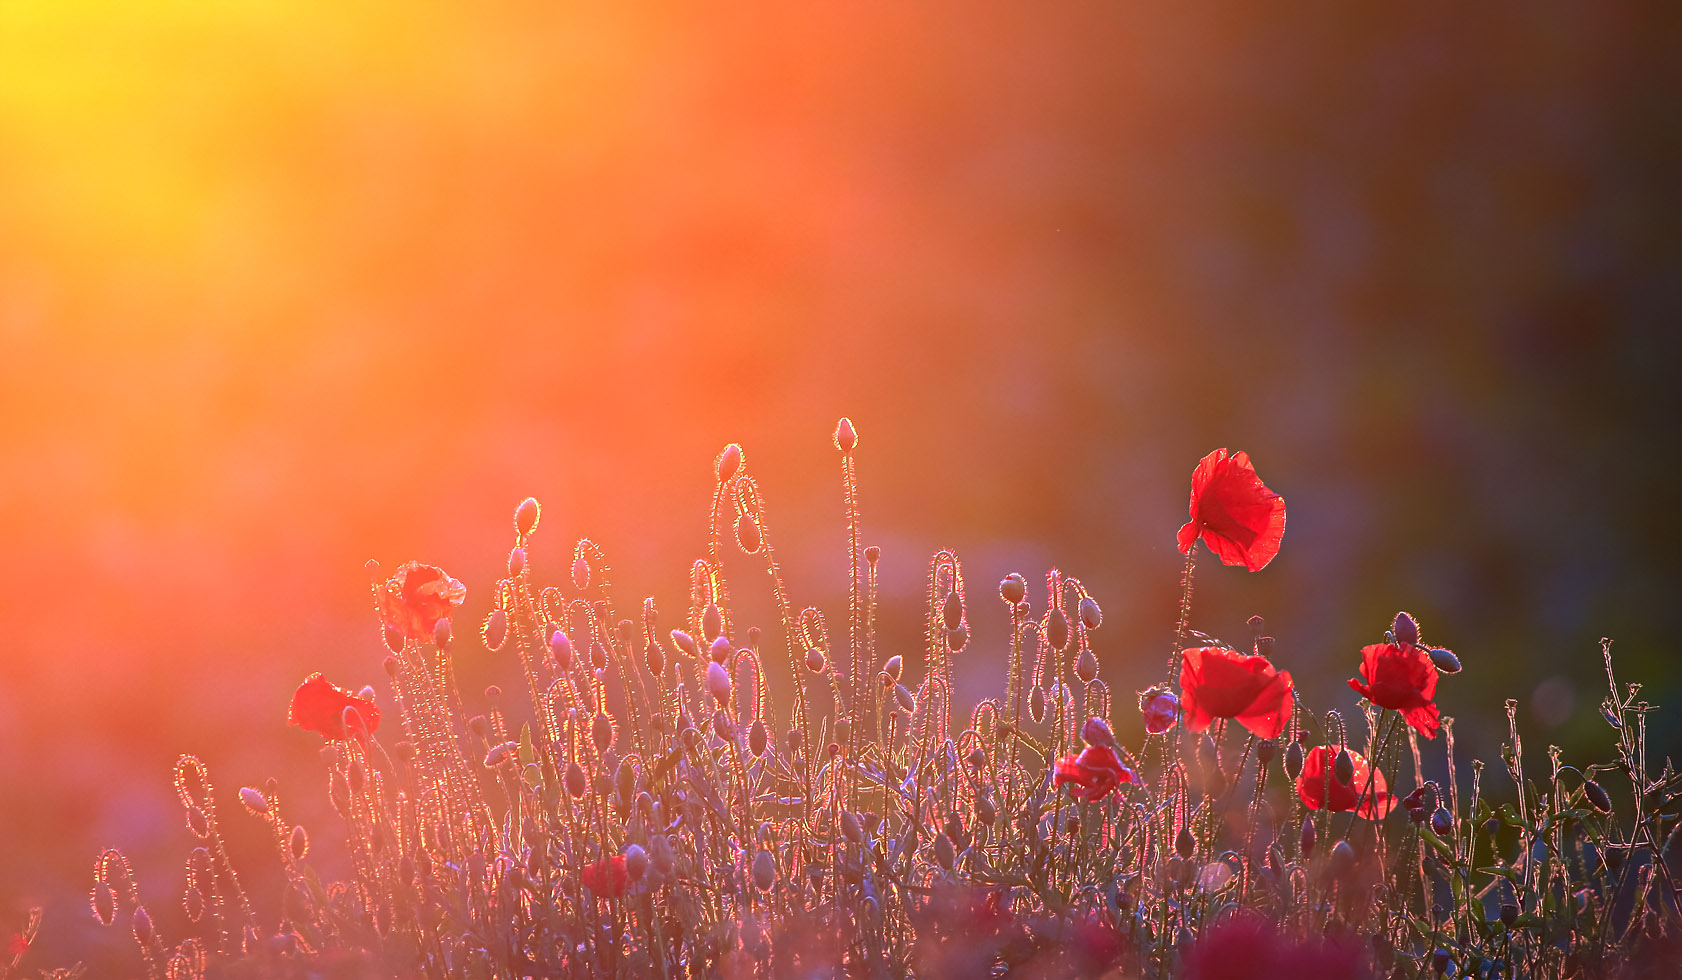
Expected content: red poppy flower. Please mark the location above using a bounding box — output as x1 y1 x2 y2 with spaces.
1295 745 1394 819
581 855 629 898
1054 744 1135 802
374 561 466 641
1179 646 1293 739
1348 642 1441 739
289 673 380 741
1176 449 1287 572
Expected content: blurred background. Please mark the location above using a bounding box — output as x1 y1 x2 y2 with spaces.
2 0 1678 969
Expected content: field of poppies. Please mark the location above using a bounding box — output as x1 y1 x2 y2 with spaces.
10 425 1679 979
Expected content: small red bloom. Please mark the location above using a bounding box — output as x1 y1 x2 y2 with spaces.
1176 449 1287 571
1296 745 1394 819
581 855 629 898
289 673 380 741
374 561 466 642
1348 642 1441 739
1054 743 1134 802
1179 646 1293 739
6 933 26 957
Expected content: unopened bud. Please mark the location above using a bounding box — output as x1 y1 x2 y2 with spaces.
833 417 857 452
1334 748 1355 785
1000 573 1026 606
483 608 507 651
883 655 903 681
717 444 742 482
1429 648 1462 674
703 604 723 641
806 648 826 673
133 905 153 946
1391 611 1420 647
1079 596 1102 630
514 497 540 537
894 683 916 713
565 762 588 798
1584 779 1612 813
1048 609 1070 651
1299 815 1316 858
239 787 269 815
710 636 731 664
942 591 963 631
753 849 778 890
572 555 590 591
432 618 452 649
669 630 696 659
507 547 527 577
749 718 769 757
1081 716 1116 749
1074 647 1097 683
736 516 761 554
708 661 733 703
550 630 573 669
933 833 955 870
1176 826 1195 859
1284 741 1305 780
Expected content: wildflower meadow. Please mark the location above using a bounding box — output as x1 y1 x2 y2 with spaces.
9 425 1677 979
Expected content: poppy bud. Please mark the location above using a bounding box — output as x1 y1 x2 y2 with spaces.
707 661 733 703
864 545 881 564
834 417 857 452
587 641 606 670
644 643 663 676
1429 648 1462 673
1082 716 1117 749
93 882 116 926
946 625 968 651
513 496 540 537
383 655 400 678
564 761 588 798
240 787 269 815
1140 688 1179 735
710 636 731 665
572 555 590 591
468 714 488 737
483 609 508 651
834 718 851 745
187 807 209 838
1256 739 1277 766
133 905 153 946
1331 838 1355 874
1430 808 1454 838
942 591 962 632
1048 609 1070 651
592 713 614 753
841 810 863 843
703 603 723 641
1392 611 1420 647
1334 748 1355 785
933 833 955 871
1500 903 1518 927
184 885 203 922
749 718 769 757
967 748 986 768
1299 815 1316 858
507 546 527 578
883 655 903 682
1584 779 1612 813
717 443 742 482
550 630 573 669
384 626 405 653
1176 826 1195 859
1079 596 1102 630
753 849 778 890
290 824 309 861
806 648 826 673
736 516 761 554
615 760 636 799
787 729 804 753
714 710 735 740
669 630 696 659
1029 685 1046 723
895 683 916 713
1000 573 1026 606
1075 647 1098 683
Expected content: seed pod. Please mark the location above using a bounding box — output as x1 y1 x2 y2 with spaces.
1391 611 1420 647
717 443 742 482
290 824 309 861
669 630 697 659
550 631 573 669
1048 609 1070 651
806 648 826 673
736 516 761 554
834 417 857 452
1079 596 1102 630
480 609 508 651
1429 648 1462 673
1584 779 1612 813
1000 573 1026 606
1284 741 1305 780
942 591 963 632
894 683 916 713
1176 826 1195 859
749 718 769 758
1334 748 1355 785
753 849 778 890
592 713 614 753
514 496 540 537
703 603 723 641
572 556 590 591
883 655 903 682
133 905 153 946
1256 739 1278 766
1074 647 1097 683
1299 815 1316 858
239 786 269 815
933 833 955 871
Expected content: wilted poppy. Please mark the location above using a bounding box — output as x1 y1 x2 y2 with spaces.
1176 449 1287 572
1054 744 1134 802
289 674 380 741
1179 646 1293 739
374 561 466 641
1348 642 1441 739
1296 745 1394 819
581 855 629 898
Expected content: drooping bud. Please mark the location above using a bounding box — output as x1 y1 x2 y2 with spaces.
806 648 826 673
708 661 733 703
894 683 916 714
717 444 742 483
702 603 723 641
1429 648 1462 674
833 418 857 452
625 844 648 882
572 555 590 591
565 762 587 798
713 710 735 740
942 591 963 632
483 608 508 651
1081 716 1116 749
1501 903 1518 927
669 630 697 659
1391 611 1420 647
1299 815 1317 858
945 625 968 651
590 641 608 670
749 719 769 757
933 833 955 871
432 618 452 650
1176 826 1195 859
1029 685 1046 723
753 849 778 890
1048 609 1070 651
1000 573 1026 606
710 636 731 664
644 643 664 676
1079 596 1102 630
239 787 269 815
133 905 154 946
290 824 309 861
1430 807 1454 838
883 656 903 682
1074 647 1098 683
507 547 527 577
384 626 404 653
1284 740 1305 780
1334 748 1356 785
1584 779 1612 813
514 497 540 537
736 516 761 555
